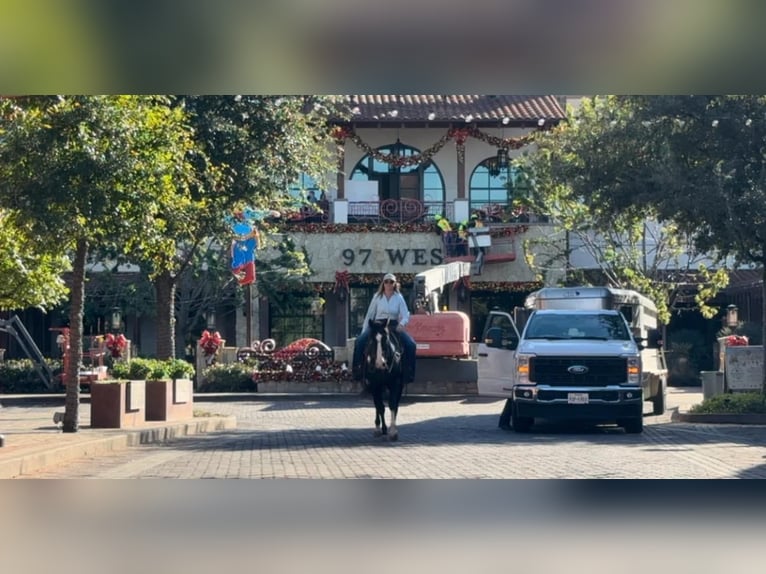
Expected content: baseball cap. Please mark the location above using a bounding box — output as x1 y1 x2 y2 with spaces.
383 273 397 283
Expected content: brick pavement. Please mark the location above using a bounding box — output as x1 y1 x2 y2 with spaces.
0 395 236 478
6 388 762 478
5 387 766 479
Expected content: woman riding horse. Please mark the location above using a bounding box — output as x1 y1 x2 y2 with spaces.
363 318 405 439
352 273 417 384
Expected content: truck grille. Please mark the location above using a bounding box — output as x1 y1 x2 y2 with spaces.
530 356 627 386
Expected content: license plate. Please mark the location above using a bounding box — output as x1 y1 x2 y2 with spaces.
567 392 589 404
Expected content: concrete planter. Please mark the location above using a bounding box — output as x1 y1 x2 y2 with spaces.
145 378 194 421
90 380 146 428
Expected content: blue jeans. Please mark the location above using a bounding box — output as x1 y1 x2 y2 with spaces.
353 328 416 381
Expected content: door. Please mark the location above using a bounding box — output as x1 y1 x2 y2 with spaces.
477 310 520 397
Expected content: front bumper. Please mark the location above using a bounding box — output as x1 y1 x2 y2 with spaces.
513 385 643 421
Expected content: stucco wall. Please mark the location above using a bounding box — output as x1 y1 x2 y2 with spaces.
272 225 559 284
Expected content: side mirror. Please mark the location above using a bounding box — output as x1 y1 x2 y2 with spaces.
484 327 519 350
485 327 503 348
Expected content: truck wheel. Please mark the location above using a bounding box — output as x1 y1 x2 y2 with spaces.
498 399 513 430
621 417 643 434
652 388 666 416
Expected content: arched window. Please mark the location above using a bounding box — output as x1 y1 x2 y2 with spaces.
469 159 529 220
350 141 445 214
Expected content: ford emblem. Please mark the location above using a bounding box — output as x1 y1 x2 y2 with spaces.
567 365 589 375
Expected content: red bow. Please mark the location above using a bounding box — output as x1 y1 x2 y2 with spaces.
199 330 223 355
334 270 350 293
105 333 127 358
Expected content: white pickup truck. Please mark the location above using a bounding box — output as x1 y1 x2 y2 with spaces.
477 287 666 434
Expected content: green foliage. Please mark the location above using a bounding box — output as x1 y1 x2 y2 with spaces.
519 96 731 324
127 358 153 380
110 361 131 380
0 96 213 426
198 362 256 392
166 358 195 380
0 359 61 393
0 210 70 311
690 392 766 414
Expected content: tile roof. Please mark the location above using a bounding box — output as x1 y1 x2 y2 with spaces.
339 95 566 124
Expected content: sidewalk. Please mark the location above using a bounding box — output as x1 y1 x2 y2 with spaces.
0 387 704 479
0 394 236 479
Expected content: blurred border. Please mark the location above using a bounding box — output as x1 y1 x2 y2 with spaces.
2 0 765 93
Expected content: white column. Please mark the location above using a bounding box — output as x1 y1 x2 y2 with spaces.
454 198 470 223
333 199 348 224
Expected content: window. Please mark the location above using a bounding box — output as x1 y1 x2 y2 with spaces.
350 142 445 214
269 296 323 347
288 173 323 203
469 158 511 213
469 161 532 220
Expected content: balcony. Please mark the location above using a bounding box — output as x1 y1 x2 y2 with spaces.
282 198 549 227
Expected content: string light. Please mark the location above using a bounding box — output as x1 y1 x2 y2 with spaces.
465 114 474 123
537 118 545 127
428 112 436 120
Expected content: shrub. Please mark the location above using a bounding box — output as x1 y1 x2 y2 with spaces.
0 359 59 393
198 363 256 392
110 361 131 380
690 392 766 414
167 358 195 380
147 359 170 380
128 358 153 380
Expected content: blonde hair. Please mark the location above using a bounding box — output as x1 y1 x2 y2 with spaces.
376 278 400 296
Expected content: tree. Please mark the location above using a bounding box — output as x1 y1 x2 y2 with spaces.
0 209 70 311
519 96 730 325
527 95 766 390
0 96 201 431
134 95 341 359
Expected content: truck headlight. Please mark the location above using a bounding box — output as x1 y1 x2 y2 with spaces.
627 356 641 384
516 354 534 385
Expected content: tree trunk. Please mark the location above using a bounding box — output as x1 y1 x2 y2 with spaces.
155 270 176 360
63 238 87 433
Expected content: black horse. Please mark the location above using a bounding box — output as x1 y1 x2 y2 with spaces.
362 319 405 441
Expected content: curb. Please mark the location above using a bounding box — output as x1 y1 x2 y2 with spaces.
677 413 766 425
0 415 236 479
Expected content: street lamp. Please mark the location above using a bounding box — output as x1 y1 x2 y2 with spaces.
206 308 216 330
496 147 509 171
726 304 739 328
110 307 122 332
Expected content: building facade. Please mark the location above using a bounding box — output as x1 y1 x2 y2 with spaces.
232 95 569 349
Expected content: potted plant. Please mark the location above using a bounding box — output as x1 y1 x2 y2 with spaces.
145 358 195 422
90 359 147 429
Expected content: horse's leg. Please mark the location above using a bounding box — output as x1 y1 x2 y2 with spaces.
372 386 386 437
387 377 404 441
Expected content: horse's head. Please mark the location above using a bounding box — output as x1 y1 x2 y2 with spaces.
364 320 401 376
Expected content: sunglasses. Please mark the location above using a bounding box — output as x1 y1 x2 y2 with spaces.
383 280 395 284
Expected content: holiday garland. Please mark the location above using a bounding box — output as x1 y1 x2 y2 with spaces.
332 125 536 166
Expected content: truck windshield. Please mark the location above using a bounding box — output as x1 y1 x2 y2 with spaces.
525 314 631 341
